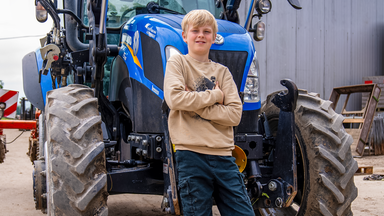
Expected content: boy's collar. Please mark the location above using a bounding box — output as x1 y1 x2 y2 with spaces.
186 54 212 63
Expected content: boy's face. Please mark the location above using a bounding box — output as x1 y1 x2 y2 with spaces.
182 23 216 58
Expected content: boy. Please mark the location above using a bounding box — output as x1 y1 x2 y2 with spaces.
164 10 255 216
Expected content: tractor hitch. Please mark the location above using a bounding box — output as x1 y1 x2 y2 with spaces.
249 79 298 208
271 79 298 112
270 79 298 207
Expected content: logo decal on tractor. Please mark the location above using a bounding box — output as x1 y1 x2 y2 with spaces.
215 34 224 45
151 85 159 95
122 33 132 46
145 23 157 39
123 42 142 69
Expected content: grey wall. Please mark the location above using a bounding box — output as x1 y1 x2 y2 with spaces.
238 0 384 110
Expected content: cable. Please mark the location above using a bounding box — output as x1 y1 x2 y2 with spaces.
5 130 25 144
121 101 131 119
0 35 46 41
56 9 84 27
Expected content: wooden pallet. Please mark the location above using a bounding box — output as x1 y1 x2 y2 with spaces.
329 84 381 156
355 166 373 175
363 76 384 110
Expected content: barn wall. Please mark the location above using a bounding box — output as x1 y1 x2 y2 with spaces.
238 0 384 110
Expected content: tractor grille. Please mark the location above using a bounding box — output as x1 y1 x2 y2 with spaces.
209 50 248 91
141 32 164 90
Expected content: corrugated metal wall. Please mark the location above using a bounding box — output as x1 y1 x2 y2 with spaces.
238 0 384 110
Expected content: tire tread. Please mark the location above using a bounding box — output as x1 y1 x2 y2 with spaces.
73 116 102 140
319 201 333 216
46 85 107 215
317 147 345 174
260 91 357 216
320 174 344 203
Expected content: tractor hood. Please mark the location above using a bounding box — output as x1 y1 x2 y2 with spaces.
118 14 255 107
143 14 247 34
121 14 254 55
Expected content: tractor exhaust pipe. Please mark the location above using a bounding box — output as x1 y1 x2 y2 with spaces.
63 0 88 51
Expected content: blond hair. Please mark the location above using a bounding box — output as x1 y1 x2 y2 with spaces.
181 10 218 40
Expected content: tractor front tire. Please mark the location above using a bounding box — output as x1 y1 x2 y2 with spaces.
45 84 108 215
258 90 358 216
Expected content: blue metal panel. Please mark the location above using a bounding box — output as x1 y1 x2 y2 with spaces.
120 14 259 109
36 49 54 105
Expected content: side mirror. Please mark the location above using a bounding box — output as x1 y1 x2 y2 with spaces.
35 1 48 23
287 0 302 9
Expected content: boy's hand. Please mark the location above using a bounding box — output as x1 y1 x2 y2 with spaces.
185 82 224 104
215 81 224 104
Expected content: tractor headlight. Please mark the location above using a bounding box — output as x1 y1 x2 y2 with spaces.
244 52 260 103
256 0 272 14
165 46 181 61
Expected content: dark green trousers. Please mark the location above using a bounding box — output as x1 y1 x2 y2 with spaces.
175 150 255 216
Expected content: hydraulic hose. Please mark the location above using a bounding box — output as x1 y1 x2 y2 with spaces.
56 9 83 27
39 0 60 29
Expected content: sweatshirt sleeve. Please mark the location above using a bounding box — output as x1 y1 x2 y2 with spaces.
194 68 242 126
164 56 222 111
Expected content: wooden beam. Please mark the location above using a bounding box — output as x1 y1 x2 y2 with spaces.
343 119 364 123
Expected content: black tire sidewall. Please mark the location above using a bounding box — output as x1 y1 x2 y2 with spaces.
259 91 357 216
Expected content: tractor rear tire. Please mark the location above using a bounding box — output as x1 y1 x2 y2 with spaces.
257 90 358 216
45 84 108 216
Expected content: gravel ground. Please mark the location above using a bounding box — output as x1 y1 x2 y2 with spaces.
0 129 383 216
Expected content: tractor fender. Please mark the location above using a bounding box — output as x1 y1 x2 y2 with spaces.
22 51 44 111
109 55 134 120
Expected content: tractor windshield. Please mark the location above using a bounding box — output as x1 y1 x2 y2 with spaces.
83 0 224 28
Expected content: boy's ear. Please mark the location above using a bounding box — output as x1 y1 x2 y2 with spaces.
212 33 217 44
182 31 187 43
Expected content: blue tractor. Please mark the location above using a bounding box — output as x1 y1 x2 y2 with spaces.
22 0 357 215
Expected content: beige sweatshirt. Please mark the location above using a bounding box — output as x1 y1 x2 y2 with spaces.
164 54 242 156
